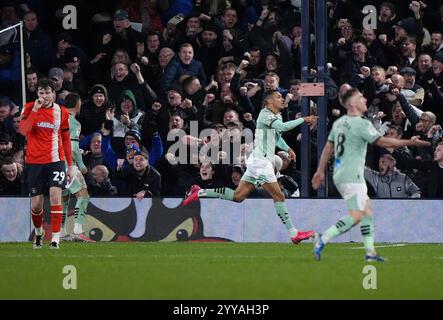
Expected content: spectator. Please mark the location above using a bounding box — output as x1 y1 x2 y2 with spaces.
25 68 39 102
364 154 421 198
48 67 71 104
423 30 443 55
90 49 132 86
111 89 145 158
10 111 25 151
78 84 114 136
164 84 198 127
139 47 176 93
55 32 88 70
164 111 187 148
193 23 223 79
170 13 203 50
205 82 245 125
416 111 441 148
217 62 236 88
162 14 185 47
122 128 162 168
0 98 15 134
362 28 388 68
55 32 73 61
416 53 433 84
244 46 266 79
263 72 288 97
115 151 161 198
388 74 412 107
382 124 413 158
399 66 424 106
140 31 162 66
161 43 207 95
112 48 133 67
23 11 56 74
192 161 224 189
218 28 245 62
266 33 296 87
88 165 117 196
108 62 156 112
248 6 283 54
377 2 398 36
389 142 443 198
396 90 438 160
221 7 246 41
81 132 118 184
0 16 22 104
0 131 14 160
0 158 22 195
399 36 419 70
62 47 87 97
0 3 20 28
228 165 244 189
95 9 144 63
334 37 377 87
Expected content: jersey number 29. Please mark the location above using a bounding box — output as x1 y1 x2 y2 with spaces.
53 171 66 182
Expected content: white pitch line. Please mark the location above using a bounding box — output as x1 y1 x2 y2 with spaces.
2 254 285 259
3 254 115 258
347 243 407 250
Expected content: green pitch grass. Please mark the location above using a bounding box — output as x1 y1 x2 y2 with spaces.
1 242 442 299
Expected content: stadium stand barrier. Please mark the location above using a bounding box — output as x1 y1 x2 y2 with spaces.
1 197 442 243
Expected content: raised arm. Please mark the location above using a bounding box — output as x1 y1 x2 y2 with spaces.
270 117 303 132
374 135 430 149
271 115 318 132
19 101 40 136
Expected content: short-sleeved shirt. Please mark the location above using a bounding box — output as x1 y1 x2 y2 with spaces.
21 102 70 164
252 108 282 162
328 115 381 184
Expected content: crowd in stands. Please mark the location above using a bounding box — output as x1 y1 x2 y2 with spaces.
0 0 442 199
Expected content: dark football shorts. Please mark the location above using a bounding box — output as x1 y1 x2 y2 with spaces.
26 161 67 196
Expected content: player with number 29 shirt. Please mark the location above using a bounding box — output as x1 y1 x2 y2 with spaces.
19 78 74 249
